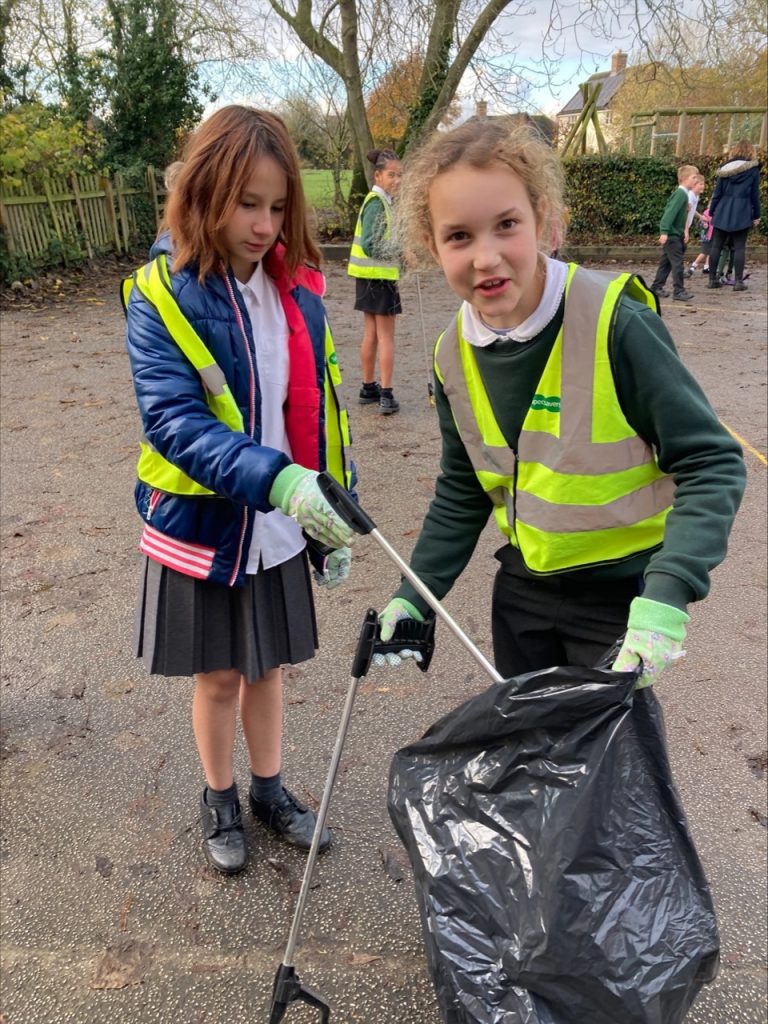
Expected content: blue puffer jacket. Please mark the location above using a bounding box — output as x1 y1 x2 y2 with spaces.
709 159 761 233
125 246 353 587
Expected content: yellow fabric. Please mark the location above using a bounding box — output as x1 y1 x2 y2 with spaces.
449 268 672 573
347 192 399 281
125 256 352 497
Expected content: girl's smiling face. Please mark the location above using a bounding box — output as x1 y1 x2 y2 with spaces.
427 162 546 329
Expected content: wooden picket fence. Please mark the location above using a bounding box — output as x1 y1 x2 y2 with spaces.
0 166 166 269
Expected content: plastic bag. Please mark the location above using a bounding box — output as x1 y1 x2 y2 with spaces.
388 665 719 1024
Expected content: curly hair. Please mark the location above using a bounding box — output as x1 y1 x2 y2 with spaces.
164 105 320 282
396 119 566 270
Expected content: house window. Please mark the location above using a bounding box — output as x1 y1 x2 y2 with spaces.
603 110 613 125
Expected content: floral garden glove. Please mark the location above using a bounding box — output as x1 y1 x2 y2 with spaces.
313 546 351 589
374 598 425 667
269 466 355 550
612 597 689 688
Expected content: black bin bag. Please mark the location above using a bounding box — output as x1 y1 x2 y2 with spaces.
388 664 720 1024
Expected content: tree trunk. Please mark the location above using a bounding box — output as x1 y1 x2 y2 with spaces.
338 0 373 184
404 0 512 148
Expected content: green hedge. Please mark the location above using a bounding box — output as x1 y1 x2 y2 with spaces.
564 151 768 242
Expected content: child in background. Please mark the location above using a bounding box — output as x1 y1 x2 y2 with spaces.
650 163 699 302
687 203 712 276
348 149 403 415
163 160 185 192
686 173 705 235
124 106 356 875
375 119 744 690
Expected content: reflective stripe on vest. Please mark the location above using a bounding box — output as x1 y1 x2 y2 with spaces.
347 191 400 281
434 264 674 574
124 255 354 496
323 322 354 491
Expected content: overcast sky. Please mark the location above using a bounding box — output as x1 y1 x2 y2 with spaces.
203 6 643 121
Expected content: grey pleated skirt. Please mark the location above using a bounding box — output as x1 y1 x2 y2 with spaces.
133 552 318 682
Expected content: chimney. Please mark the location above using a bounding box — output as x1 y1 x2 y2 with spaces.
475 99 488 119
611 50 627 74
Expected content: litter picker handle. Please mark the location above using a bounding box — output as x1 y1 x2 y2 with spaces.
317 473 503 685
317 473 376 535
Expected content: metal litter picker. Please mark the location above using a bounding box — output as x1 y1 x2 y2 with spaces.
267 473 503 1024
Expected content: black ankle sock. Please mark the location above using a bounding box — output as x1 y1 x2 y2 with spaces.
205 782 237 805
362 380 378 389
250 771 282 804
380 387 393 396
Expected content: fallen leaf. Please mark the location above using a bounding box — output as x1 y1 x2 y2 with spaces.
52 680 86 699
349 952 383 967
95 855 113 878
379 845 409 883
89 936 153 989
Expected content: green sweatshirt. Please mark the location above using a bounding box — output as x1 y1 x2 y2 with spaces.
360 193 400 264
395 292 746 616
659 186 690 237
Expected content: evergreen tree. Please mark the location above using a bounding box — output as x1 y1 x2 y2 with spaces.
102 0 203 171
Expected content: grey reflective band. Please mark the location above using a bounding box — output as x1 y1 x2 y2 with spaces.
437 274 663 478
514 475 675 532
198 362 228 397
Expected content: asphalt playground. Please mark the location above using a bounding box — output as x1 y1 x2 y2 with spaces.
0 256 766 1024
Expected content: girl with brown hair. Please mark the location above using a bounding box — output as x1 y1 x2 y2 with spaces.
124 105 356 874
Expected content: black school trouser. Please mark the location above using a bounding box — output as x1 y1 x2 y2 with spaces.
709 226 749 284
651 235 686 295
491 551 642 680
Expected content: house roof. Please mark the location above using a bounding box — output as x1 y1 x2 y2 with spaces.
463 111 557 145
557 70 626 116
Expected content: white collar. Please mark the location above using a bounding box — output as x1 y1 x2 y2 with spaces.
461 257 568 347
235 259 265 304
372 184 393 205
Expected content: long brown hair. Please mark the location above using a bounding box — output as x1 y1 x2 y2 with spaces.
165 105 320 281
728 138 756 161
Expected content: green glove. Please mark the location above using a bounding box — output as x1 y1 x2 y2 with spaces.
269 466 354 550
612 597 689 688
313 546 351 589
374 598 425 668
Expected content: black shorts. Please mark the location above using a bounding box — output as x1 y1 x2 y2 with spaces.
354 278 402 316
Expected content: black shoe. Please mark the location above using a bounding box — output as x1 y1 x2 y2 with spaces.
379 391 400 415
733 281 747 291
673 290 694 302
359 381 381 405
249 785 331 852
200 788 247 874
706 280 722 289
684 267 694 278
652 288 670 299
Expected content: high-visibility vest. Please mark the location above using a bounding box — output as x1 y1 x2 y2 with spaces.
123 254 353 497
347 191 400 281
434 264 675 574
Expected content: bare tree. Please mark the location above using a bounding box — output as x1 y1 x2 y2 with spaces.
258 0 743 197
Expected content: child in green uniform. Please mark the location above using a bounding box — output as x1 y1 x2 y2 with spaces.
377 120 745 686
348 149 403 415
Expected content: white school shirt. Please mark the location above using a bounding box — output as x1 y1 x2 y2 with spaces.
235 262 304 573
686 189 700 230
461 257 569 347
